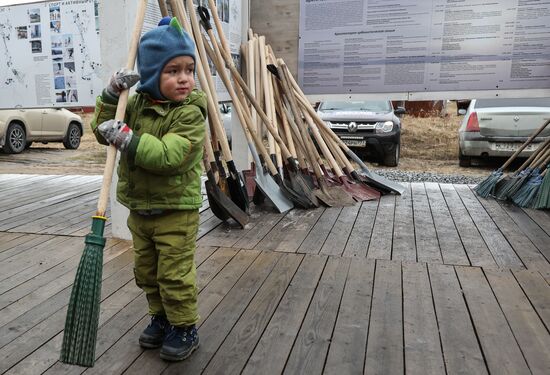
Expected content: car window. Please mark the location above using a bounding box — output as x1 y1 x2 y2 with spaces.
475 98 550 108
319 101 391 112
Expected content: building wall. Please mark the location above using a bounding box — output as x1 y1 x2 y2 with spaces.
250 0 299 78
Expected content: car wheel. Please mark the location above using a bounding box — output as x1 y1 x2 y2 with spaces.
63 123 81 149
383 142 400 167
459 153 472 167
4 122 26 154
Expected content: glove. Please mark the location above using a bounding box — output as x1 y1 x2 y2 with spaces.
97 119 133 152
106 68 140 97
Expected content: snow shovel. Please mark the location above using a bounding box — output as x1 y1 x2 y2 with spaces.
200 3 319 208
276 61 355 207
174 0 250 214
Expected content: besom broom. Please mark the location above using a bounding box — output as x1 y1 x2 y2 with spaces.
59 0 147 366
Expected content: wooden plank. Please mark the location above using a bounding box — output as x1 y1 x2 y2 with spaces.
391 183 416 262
0 233 25 252
428 264 487 375
324 258 375 374
425 183 469 265
203 253 303 374
411 183 442 264
320 204 360 256
197 215 223 240
456 266 531 374
298 207 341 254
232 210 285 250
439 184 497 268
283 257 350 375
0 234 53 263
402 262 445 375
522 208 550 237
513 269 550 331
485 268 550 375
343 200 378 258
0 264 140 374
455 185 524 268
242 254 327 375
162 251 282 374
364 259 403 375
256 207 324 252
498 201 550 262
367 195 395 260
478 197 550 282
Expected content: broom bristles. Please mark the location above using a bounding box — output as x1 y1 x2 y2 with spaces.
474 169 503 198
60 241 103 366
533 167 550 209
511 173 543 207
494 169 530 200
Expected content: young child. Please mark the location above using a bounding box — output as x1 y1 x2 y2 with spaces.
91 17 205 362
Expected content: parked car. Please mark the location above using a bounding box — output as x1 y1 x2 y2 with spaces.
458 98 550 167
0 107 83 154
316 100 405 166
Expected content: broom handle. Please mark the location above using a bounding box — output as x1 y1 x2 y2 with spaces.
501 118 550 170
97 0 147 217
517 138 550 171
533 147 550 170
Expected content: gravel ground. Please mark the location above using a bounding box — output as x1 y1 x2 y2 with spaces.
373 169 484 185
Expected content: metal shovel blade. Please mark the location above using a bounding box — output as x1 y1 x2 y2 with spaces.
254 165 294 213
205 171 249 228
346 151 406 195
314 180 356 207
340 177 381 201
226 161 251 214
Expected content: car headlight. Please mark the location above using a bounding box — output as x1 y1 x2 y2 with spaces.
376 121 394 133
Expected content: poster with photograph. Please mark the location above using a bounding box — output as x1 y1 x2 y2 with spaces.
0 0 101 108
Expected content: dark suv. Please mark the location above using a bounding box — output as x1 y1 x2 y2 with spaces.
316 100 405 166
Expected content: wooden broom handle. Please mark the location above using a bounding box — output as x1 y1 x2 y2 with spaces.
502 118 550 170
516 137 550 171
96 0 147 216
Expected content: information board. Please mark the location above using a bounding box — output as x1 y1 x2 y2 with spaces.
298 0 550 96
0 0 101 108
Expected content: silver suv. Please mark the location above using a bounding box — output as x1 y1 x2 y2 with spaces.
316 100 405 166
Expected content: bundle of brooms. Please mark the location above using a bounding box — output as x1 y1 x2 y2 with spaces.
174 0 406 221
475 118 550 209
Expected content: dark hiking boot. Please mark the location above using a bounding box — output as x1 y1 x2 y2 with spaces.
139 315 169 349
160 325 199 361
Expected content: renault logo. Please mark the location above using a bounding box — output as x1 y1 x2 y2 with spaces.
514 116 520 122
348 122 358 132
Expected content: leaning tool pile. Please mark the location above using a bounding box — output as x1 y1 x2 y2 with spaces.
172 0 404 226
475 119 550 209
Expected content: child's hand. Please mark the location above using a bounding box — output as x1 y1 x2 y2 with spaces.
106 68 140 97
97 120 133 152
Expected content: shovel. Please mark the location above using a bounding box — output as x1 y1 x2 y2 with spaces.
200 1 319 208
174 0 250 214
196 9 294 212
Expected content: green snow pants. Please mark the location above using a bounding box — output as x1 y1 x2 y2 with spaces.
128 209 200 326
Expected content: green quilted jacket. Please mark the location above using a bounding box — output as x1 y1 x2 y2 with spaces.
90 89 206 210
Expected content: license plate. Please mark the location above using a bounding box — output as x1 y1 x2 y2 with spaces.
492 142 538 152
341 139 366 147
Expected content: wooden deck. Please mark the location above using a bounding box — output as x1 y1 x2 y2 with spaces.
1 174 549 374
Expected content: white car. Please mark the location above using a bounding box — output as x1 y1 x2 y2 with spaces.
0 107 83 154
458 98 550 167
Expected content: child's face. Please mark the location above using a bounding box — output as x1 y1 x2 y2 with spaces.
159 55 195 102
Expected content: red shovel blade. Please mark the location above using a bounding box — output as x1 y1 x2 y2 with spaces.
340 177 381 201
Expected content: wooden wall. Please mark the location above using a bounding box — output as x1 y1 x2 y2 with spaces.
250 0 300 78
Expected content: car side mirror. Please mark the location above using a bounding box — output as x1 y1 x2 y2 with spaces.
458 109 467 116
394 107 406 115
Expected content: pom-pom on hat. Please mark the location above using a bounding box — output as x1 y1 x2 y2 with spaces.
137 17 196 100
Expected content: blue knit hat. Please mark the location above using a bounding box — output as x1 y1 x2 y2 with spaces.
137 17 196 100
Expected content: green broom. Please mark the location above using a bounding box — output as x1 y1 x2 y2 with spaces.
60 1 147 367
475 119 550 198
511 168 542 207
533 165 550 209
493 138 550 200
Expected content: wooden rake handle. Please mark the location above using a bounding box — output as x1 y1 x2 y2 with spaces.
502 118 550 170
96 0 147 217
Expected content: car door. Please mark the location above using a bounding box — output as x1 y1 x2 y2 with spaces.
19 108 43 139
40 108 67 139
